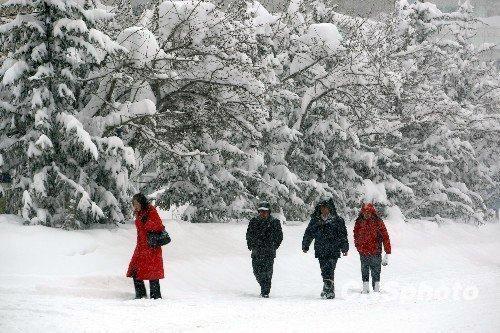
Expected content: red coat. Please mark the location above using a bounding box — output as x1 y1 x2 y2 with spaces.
353 206 391 256
127 205 165 280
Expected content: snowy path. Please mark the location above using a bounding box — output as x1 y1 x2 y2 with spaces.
1 214 500 332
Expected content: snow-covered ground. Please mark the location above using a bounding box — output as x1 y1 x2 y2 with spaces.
1 212 499 332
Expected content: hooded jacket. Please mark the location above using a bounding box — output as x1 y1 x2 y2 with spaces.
302 198 349 258
353 203 391 256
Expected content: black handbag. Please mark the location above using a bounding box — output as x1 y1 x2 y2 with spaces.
147 228 171 247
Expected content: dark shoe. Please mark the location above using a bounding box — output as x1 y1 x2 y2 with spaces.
321 282 328 298
322 279 335 299
261 278 272 297
260 287 271 298
149 280 162 299
134 278 147 299
325 290 335 299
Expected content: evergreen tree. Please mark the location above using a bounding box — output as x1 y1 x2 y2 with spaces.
0 0 134 228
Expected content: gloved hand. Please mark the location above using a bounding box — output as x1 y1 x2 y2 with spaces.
381 253 389 266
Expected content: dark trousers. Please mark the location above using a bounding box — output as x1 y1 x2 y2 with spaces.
318 257 338 281
360 254 382 288
252 255 275 295
134 278 162 299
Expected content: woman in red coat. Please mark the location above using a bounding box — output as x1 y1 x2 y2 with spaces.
127 193 165 299
353 203 391 294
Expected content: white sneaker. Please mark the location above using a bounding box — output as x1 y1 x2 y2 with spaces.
373 282 380 292
362 281 370 294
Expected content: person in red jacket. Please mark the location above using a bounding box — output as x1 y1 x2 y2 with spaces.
353 203 391 293
126 193 165 299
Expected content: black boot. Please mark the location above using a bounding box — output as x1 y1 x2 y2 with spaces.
259 282 267 298
322 279 335 299
150 280 162 299
133 278 147 299
321 281 328 298
260 279 271 298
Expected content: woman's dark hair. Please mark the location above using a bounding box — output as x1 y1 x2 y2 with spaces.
132 193 149 211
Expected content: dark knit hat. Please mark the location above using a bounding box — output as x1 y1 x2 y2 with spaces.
257 201 271 211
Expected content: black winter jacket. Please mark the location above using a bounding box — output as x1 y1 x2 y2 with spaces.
302 199 349 258
246 216 283 258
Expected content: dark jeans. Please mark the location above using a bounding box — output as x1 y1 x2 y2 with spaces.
134 278 162 299
318 257 338 281
360 254 382 288
252 255 275 295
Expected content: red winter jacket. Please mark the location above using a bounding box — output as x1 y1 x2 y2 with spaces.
127 205 165 280
353 205 391 256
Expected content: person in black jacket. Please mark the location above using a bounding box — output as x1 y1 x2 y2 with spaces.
246 201 283 298
302 197 349 299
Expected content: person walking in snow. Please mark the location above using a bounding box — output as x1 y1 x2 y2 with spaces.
127 193 165 299
302 197 349 299
246 201 283 298
353 203 391 294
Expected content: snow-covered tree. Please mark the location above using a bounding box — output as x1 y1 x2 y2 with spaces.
0 0 135 228
3 0 496 226
243 0 499 223
86 0 273 222
233 0 384 220
368 0 498 223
